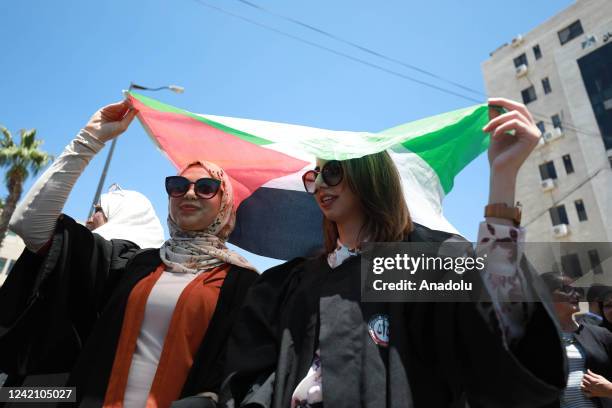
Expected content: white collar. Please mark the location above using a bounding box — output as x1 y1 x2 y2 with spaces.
327 239 361 269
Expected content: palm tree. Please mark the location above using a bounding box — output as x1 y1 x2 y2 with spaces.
0 127 52 247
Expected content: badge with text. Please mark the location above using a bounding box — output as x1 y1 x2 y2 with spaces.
368 314 390 347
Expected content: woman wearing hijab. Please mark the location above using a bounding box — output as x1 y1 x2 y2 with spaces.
223 98 566 407
540 273 612 407
87 186 165 249
0 101 259 408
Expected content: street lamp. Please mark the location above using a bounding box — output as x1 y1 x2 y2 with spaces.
128 82 185 94
87 82 184 218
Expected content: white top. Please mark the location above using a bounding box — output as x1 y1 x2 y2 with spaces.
123 271 197 408
561 332 597 408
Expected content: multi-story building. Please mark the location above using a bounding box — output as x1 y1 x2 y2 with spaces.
482 0 612 278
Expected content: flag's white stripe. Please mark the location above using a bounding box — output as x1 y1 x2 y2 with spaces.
199 104 482 162
261 164 313 191
199 114 399 161
389 146 458 235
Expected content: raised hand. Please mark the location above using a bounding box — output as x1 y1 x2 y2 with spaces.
484 97 541 177
84 100 137 143
483 97 541 208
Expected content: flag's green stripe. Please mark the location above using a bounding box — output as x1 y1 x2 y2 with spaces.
130 92 273 146
389 105 490 194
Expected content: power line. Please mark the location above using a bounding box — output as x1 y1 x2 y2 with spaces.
191 0 481 104
523 166 611 227
233 0 601 140
235 0 484 97
193 0 601 139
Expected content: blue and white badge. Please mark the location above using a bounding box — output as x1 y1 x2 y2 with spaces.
368 314 389 347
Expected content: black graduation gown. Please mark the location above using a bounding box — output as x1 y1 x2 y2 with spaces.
0 214 259 407
224 223 567 408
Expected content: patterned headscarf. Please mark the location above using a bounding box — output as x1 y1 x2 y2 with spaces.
159 161 257 273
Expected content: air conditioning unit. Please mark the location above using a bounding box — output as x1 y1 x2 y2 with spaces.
515 64 528 78
543 127 564 143
552 224 570 238
581 35 597 50
511 34 524 47
536 136 546 148
552 127 564 139
541 178 556 192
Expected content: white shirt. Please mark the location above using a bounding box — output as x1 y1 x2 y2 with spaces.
123 271 198 408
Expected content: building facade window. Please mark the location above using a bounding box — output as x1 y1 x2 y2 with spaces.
561 253 582 278
552 114 563 129
558 20 584 45
542 77 552 94
513 53 528 68
533 44 542 60
549 204 569 226
539 160 557 180
521 86 537 104
577 41 612 150
588 249 603 274
575 199 588 221
562 154 574 174
536 121 546 134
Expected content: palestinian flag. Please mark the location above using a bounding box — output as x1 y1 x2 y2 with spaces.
128 92 490 260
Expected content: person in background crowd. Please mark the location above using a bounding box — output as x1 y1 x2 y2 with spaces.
575 285 608 327
601 289 612 333
86 184 165 248
541 272 612 408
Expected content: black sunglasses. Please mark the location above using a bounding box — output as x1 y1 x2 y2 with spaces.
302 160 343 194
557 285 585 298
165 176 221 199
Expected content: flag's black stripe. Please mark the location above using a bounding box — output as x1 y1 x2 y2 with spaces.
229 187 323 260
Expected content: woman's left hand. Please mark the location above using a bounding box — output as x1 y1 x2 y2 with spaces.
581 369 612 398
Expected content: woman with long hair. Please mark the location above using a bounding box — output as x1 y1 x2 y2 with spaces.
223 98 566 407
0 101 259 407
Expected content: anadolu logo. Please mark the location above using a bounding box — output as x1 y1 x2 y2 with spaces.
368 314 389 347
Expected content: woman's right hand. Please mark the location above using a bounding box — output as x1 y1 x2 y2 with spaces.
84 100 137 142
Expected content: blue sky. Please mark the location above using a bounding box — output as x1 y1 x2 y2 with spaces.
0 0 574 270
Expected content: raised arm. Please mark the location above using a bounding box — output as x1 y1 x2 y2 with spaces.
476 97 542 344
9 101 136 251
